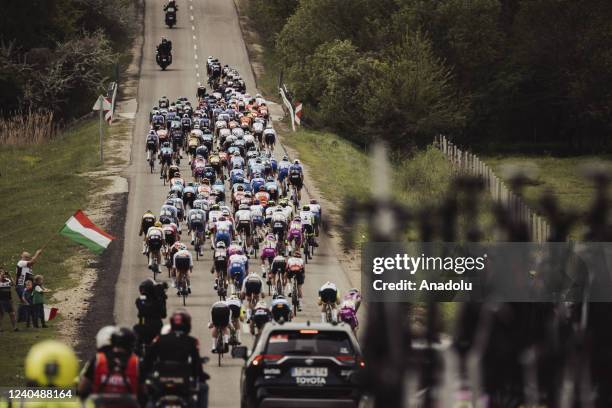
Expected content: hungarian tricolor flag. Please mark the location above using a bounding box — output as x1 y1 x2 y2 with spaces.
60 210 115 254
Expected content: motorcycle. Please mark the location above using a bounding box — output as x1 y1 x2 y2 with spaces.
165 9 177 28
157 52 172 71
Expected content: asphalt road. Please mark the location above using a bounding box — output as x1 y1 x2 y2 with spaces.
113 1 355 407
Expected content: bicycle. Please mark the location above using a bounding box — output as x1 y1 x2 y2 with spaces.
147 150 156 173
217 268 227 301
148 250 161 280
194 230 204 261
290 277 299 317
303 231 316 262
290 185 300 208
177 271 189 306
161 162 169 185
323 302 335 323
214 327 225 367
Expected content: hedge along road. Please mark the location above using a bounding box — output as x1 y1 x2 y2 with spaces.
112 0 355 407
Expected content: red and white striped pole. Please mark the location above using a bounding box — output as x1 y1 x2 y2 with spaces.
294 102 303 126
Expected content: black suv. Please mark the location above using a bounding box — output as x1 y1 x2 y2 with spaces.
234 322 364 408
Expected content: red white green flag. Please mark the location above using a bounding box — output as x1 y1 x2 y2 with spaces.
59 210 115 254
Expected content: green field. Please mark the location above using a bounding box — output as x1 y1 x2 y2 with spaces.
485 155 610 218
0 118 104 385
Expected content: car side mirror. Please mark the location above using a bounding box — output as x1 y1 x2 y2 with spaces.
231 345 249 360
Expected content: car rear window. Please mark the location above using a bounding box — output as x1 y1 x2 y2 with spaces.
265 330 355 356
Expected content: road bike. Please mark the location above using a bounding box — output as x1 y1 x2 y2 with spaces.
290 276 299 317
194 229 204 261
177 271 189 306
161 162 169 185
323 302 335 323
148 249 161 280
214 327 225 367
217 268 227 301
303 230 316 263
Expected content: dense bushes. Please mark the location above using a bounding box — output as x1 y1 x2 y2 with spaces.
0 0 137 121
249 0 612 152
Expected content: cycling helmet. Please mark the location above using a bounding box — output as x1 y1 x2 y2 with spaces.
179 243 187 250
253 199 260 205
183 114 189 119
170 309 192 333
216 241 226 249
258 186 265 192
222 209 230 216
255 300 268 309
96 325 116 350
268 200 275 207
233 151 240 156
282 155 288 161
294 159 300 164
25 341 79 387
211 204 220 210
310 199 318 204
111 327 136 351
154 221 162 227
239 204 249 210
236 185 244 191
302 205 310 211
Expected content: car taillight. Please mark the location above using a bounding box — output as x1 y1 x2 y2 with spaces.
336 355 366 368
252 354 283 366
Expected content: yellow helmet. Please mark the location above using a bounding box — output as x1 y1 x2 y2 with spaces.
25 340 79 387
154 221 162 227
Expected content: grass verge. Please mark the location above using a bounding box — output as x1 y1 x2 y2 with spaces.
484 155 611 216
0 118 105 385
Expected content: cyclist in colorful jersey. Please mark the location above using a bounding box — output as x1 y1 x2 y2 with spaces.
187 208 206 256
250 199 264 232
251 301 271 336
264 200 276 225
300 205 318 247
213 215 233 248
140 210 157 254
264 177 279 201
271 208 288 242
208 301 230 353
287 216 304 254
260 234 277 275
254 186 270 207
286 251 305 311
250 173 265 192
227 249 248 290
212 241 228 291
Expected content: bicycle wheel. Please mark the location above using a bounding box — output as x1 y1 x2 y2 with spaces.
325 304 332 323
303 241 309 264
216 333 223 367
292 280 299 316
276 276 283 297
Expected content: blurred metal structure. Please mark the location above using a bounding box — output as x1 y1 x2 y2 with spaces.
346 142 612 407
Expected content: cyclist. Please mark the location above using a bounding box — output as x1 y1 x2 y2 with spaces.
226 295 243 345
186 207 206 256
254 185 270 207
309 198 322 236
241 272 265 322
277 155 291 195
173 244 193 295
143 309 209 407
259 234 276 276
287 216 303 254
212 241 228 291
270 254 287 293
317 281 340 323
159 142 174 179
250 199 265 236
288 159 304 201
234 204 252 253
300 205 318 249
251 301 271 336
146 221 165 270
286 251 305 311
271 207 288 243
271 295 292 323
146 130 159 163
208 301 230 353
139 210 157 254
213 215 233 248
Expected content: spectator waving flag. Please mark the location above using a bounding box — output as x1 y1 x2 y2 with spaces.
60 210 115 254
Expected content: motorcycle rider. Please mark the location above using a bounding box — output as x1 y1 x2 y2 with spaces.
156 37 173 65
163 0 178 11
143 309 209 408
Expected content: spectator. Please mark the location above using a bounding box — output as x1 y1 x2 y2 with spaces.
21 280 34 328
15 249 43 299
0 268 18 332
32 275 50 328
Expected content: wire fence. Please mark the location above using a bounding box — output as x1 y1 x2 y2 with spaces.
436 134 550 242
